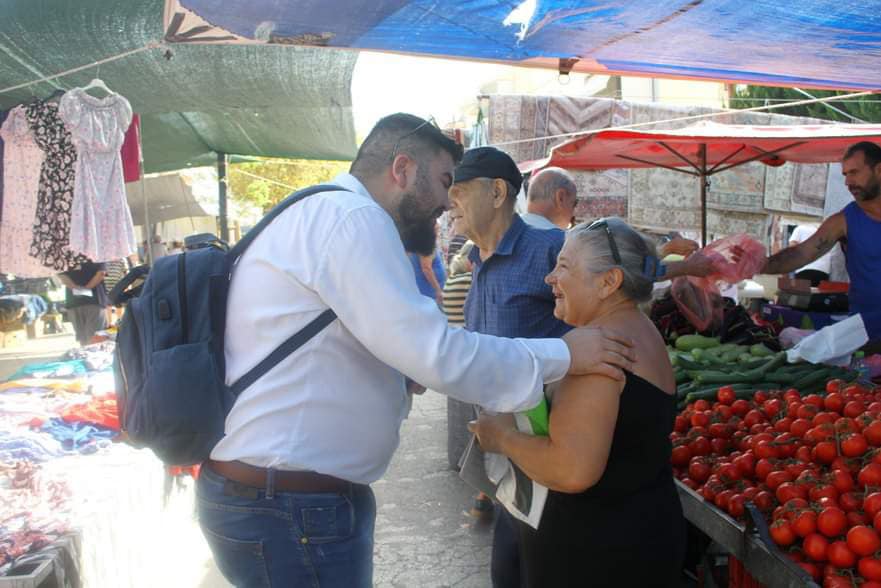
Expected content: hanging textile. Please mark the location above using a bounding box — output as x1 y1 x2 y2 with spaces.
0 106 52 277
120 113 141 183
0 109 7 224
25 100 90 272
60 88 136 262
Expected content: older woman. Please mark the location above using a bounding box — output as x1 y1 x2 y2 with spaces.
469 217 686 587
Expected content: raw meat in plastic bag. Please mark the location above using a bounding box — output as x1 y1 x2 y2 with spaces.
671 235 766 331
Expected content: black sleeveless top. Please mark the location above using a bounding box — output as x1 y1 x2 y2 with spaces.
518 371 687 587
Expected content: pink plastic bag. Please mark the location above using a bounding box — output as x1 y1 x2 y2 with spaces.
671 235 766 332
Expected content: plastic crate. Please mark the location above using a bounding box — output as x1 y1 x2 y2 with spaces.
0 559 52 588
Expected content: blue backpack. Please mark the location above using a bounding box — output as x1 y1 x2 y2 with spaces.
113 185 343 465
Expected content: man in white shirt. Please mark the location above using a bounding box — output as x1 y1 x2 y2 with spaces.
521 167 578 230
196 114 637 588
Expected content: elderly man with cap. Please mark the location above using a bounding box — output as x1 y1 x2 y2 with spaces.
449 146 572 588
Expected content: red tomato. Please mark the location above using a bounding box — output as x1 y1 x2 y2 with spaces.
875 510 881 534
818 507 848 538
836 417 860 434
804 394 825 408
783 388 801 404
842 433 870 457
770 519 797 547
803 533 829 562
694 399 711 412
674 415 688 433
797 404 820 420
719 463 742 484
776 482 808 504
689 436 711 457
841 491 864 512
765 470 794 490
754 390 770 404
832 456 862 474
827 380 845 396
830 469 855 494
865 421 881 446
796 445 813 463
825 390 845 412
860 463 881 487
845 400 867 419
827 540 857 568
865 492 881 518
743 409 765 428
847 526 881 557
792 509 818 538
775 417 794 433
717 385 736 405
763 399 783 419
755 458 776 482
810 484 840 503
755 440 779 459
775 433 799 458
733 453 756 479
671 445 691 467
715 489 735 511
727 494 746 518
848 511 870 527
691 411 710 428
731 399 751 417
813 441 839 465
710 437 729 455
790 418 812 439
861 557 881 581
688 459 711 483
715 404 734 421
753 490 774 512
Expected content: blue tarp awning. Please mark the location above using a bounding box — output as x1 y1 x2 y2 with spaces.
166 0 881 91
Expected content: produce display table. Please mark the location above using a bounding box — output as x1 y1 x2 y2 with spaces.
677 480 819 588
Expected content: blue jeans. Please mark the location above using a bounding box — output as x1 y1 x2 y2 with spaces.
196 465 376 588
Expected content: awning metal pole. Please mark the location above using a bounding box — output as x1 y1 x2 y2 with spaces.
218 152 229 242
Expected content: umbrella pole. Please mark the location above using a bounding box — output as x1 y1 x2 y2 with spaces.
699 144 708 247
218 152 229 243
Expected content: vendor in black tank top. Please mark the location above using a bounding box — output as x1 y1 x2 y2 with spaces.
469 217 686 587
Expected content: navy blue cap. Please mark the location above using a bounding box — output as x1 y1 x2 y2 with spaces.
453 147 523 193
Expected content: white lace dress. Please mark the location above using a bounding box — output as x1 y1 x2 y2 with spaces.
0 106 51 277
60 89 137 262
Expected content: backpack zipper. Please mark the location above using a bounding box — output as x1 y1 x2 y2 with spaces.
178 253 188 343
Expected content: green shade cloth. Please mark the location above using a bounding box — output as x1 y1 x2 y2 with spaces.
0 0 357 173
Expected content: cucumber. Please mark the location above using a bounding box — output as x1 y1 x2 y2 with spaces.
750 343 774 357
675 334 721 352
791 369 832 392
676 354 707 371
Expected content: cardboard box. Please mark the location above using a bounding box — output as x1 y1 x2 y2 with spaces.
777 277 812 294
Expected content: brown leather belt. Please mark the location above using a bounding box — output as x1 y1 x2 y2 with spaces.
205 459 351 494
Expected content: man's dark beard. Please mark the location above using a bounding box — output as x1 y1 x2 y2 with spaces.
397 171 440 256
857 176 881 201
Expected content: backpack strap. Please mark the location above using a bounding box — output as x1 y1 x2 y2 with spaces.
227 184 349 397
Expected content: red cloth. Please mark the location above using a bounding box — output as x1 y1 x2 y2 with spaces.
121 113 141 183
61 394 119 430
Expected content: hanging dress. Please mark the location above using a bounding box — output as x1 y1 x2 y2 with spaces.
0 106 52 277
60 88 136 262
25 99 90 272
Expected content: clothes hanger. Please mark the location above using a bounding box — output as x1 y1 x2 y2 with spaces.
81 77 114 97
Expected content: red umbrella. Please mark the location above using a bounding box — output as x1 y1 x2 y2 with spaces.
523 120 881 244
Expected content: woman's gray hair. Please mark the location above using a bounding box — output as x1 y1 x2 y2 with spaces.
568 217 657 303
449 241 474 276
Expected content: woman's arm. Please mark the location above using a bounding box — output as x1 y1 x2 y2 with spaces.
470 374 622 493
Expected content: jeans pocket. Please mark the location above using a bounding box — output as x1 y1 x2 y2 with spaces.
202 526 272 588
298 493 355 543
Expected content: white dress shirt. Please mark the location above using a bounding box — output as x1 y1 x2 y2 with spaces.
212 174 570 484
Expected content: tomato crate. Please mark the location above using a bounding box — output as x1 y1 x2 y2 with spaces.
676 480 820 588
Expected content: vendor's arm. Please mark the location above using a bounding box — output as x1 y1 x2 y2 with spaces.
661 252 714 280
469 373 623 493
763 214 846 274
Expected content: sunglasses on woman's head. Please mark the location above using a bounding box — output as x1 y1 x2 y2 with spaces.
585 219 622 265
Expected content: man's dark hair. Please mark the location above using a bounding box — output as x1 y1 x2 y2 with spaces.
844 141 881 168
350 113 463 178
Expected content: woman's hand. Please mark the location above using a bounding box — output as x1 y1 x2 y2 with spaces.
468 412 516 454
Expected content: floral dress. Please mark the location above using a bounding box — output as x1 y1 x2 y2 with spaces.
25 99 90 272
0 106 52 277
60 89 136 262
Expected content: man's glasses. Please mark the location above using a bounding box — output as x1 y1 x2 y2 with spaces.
391 116 438 160
585 219 622 265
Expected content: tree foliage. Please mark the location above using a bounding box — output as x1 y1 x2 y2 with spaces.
228 158 350 211
729 86 881 123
